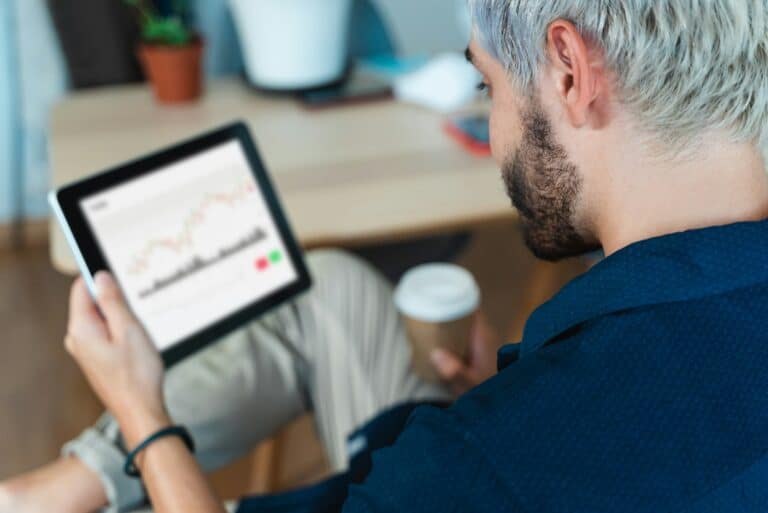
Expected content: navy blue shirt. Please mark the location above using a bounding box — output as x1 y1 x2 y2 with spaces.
237 219 768 513
341 219 768 512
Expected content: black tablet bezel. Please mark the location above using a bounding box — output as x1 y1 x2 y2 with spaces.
53 121 312 367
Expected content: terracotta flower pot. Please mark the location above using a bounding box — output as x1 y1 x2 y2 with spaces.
138 38 204 104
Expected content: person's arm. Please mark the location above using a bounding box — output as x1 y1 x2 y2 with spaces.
0 457 107 513
117 409 224 513
340 406 513 513
63 272 225 513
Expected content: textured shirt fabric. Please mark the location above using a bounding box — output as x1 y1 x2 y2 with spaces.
339 219 768 512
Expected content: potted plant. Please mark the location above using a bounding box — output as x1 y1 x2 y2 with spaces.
125 0 204 103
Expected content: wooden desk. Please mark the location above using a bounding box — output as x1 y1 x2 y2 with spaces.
49 78 514 274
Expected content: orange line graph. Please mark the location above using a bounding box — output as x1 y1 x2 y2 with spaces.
127 181 257 276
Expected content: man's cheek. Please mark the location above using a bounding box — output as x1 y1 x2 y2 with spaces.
488 112 506 165
488 106 524 166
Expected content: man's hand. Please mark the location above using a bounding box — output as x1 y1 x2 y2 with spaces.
66 272 168 443
430 311 503 396
0 273 165 513
67 274 226 513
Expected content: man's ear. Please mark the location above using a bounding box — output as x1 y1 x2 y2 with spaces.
545 20 604 128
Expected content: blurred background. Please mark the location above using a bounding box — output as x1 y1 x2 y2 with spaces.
0 0 589 500
1 0 471 226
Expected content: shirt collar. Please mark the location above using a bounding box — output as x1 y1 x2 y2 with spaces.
499 219 768 368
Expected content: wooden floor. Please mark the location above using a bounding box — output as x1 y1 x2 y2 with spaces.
0 221 588 498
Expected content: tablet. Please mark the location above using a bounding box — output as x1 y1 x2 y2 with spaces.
50 122 312 366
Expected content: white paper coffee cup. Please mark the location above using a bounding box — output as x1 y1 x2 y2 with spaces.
394 264 480 382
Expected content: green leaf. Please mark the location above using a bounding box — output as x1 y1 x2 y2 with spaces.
125 0 193 46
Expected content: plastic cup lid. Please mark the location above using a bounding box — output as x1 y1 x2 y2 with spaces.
394 263 480 323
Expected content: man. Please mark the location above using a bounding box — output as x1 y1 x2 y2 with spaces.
4 0 768 511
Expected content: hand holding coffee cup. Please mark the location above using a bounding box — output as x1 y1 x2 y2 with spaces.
395 264 480 383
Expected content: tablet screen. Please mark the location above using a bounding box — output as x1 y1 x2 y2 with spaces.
79 140 299 350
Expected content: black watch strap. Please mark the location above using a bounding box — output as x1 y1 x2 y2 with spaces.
123 425 195 478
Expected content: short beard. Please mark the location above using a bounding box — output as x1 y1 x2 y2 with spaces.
503 106 599 261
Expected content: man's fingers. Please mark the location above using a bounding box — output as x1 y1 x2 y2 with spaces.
94 272 135 337
431 347 488 395
430 349 467 381
69 278 99 324
68 278 107 340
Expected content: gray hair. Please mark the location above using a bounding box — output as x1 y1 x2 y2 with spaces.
469 0 768 161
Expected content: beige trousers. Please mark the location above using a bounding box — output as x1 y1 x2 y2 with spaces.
62 250 450 513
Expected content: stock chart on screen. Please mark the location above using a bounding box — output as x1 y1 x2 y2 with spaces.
80 141 298 350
